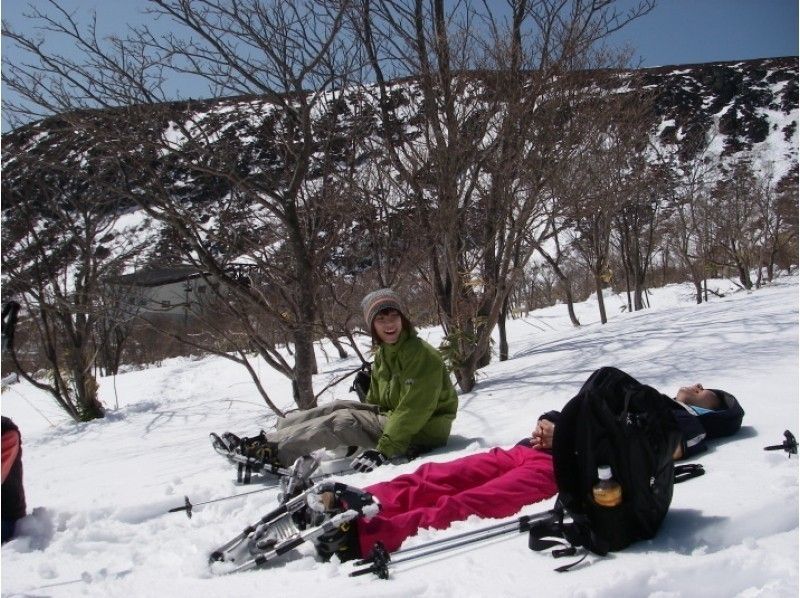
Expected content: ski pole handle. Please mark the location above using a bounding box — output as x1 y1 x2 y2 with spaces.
168 496 194 518
764 430 797 455
349 541 390 579
349 563 389 579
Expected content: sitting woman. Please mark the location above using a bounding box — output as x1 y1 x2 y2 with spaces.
315 367 744 561
214 288 458 471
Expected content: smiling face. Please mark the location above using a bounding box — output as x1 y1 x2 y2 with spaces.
372 308 403 345
676 383 721 410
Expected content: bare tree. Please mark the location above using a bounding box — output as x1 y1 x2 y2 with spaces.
711 159 760 290
560 94 631 324
3 0 362 412
752 162 798 286
94 278 139 377
355 0 653 389
530 195 583 327
1 124 146 421
769 167 799 277
659 130 720 303
611 123 663 311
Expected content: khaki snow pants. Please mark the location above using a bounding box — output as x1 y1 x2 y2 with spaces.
267 400 387 466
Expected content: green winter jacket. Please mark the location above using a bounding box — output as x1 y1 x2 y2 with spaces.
366 329 458 457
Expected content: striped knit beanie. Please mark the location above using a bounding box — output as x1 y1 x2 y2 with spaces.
361 288 404 328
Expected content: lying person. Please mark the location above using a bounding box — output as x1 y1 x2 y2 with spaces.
669 381 745 458
313 366 744 561
213 288 458 471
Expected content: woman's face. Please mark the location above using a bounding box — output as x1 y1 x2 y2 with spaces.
373 309 403 344
676 383 721 410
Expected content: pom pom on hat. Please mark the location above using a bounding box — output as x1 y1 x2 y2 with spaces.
362 288 404 328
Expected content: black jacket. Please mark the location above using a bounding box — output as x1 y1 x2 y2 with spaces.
669 388 745 458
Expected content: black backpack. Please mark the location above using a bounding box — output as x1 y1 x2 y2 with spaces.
530 367 683 562
349 362 372 403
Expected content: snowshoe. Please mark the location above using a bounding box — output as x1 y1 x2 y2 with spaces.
209 481 380 573
210 432 236 458
237 431 277 461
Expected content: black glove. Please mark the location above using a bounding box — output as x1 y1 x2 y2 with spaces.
351 449 388 473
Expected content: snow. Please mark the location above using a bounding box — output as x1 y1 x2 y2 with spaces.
2 275 798 597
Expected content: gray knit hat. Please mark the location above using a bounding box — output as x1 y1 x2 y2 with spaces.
361 288 404 328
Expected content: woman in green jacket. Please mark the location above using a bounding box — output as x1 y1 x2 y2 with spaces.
212 288 458 473
351 288 459 471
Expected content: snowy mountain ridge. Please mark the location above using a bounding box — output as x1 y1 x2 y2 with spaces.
2 56 797 271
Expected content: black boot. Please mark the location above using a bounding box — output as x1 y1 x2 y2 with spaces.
311 491 362 562
237 432 282 467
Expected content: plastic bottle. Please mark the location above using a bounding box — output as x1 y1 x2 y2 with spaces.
592 465 622 507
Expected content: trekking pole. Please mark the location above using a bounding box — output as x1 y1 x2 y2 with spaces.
764 430 797 456
350 510 557 579
175 452 325 518
168 486 276 518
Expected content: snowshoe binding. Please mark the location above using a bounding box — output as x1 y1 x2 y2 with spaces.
309 490 364 562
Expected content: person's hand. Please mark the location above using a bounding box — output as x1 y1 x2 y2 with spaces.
531 418 555 450
351 449 389 472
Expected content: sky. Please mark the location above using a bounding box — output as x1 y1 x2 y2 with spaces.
1 274 797 596
607 0 798 66
2 0 796 65
0 0 797 131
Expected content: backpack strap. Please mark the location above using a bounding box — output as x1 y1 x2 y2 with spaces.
527 503 611 571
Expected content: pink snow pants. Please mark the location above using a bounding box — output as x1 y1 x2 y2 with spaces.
359 445 556 556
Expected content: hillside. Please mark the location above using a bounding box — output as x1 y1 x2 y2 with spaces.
2 57 797 269
1 274 797 597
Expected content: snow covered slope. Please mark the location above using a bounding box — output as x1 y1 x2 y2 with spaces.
2 274 797 597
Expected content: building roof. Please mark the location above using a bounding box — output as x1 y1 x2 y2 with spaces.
110 265 205 287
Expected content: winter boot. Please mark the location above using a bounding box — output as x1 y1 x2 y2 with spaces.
234 431 282 467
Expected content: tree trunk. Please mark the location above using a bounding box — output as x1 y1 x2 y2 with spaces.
539 249 580 327
454 366 476 393
565 290 581 328
633 274 645 311
693 279 703 304
71 350 104 420
292 326 317 410
498 297 509 362
594 274 608 324
625 275 633 312
737 263 753 290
